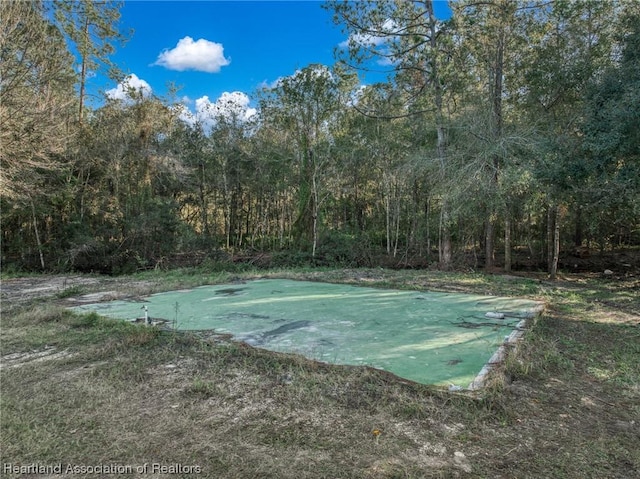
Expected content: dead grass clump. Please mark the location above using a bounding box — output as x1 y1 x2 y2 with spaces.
6 304 73 325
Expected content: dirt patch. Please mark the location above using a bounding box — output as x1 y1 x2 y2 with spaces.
0 275 156 309
0 346 77 369
1 275 102 303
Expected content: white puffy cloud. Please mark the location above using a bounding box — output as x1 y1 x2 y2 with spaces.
105 74 152 101
178 91 257 131
154 36 230 73
198 91 257 123
171 103 195 126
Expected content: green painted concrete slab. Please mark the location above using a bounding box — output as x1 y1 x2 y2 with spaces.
71 279 542 388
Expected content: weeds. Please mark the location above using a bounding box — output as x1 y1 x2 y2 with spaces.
183 378 220 398
55 284 86 299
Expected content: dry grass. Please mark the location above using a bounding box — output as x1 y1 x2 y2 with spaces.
1 268 638 478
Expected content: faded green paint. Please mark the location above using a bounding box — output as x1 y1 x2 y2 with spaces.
71 279 541 388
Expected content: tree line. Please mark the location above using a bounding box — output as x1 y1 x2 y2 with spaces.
1 0 638 276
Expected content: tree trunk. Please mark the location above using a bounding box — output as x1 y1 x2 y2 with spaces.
550 206 560 280
385 178 391 255
311 171 319 258
426 0 451 269
279 197 286 249
547 205 554 272
222 169 230 249
485 12 506 271
31 199 45 270
393 197 400 258
504 214 512 272
199 163 209 237
485 216 495 270
574 203 583 247
78 17 89 123
439 207 452 268
425 198 431 260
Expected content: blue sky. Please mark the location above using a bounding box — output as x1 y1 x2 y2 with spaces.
95 1 452 121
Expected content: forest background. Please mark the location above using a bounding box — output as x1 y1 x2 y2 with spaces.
2 0 639 278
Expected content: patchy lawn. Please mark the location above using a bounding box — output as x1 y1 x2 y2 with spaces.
1 268 638 478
